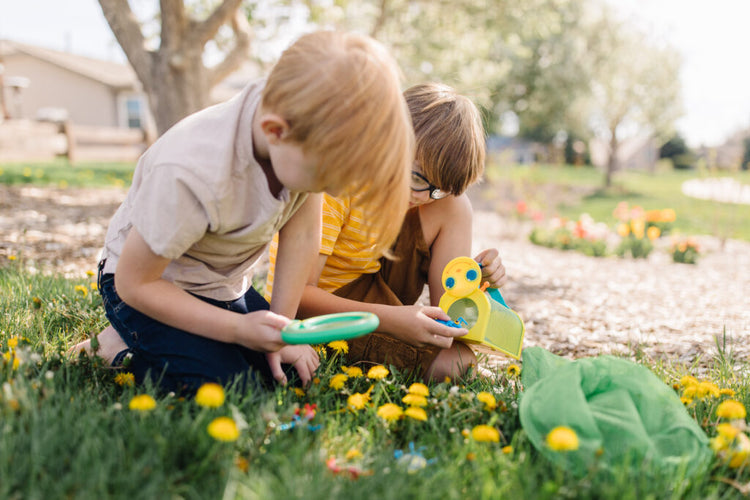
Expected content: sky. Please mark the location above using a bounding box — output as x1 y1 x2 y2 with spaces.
2 0 749 147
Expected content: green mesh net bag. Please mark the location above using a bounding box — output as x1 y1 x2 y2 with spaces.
519 347 712 474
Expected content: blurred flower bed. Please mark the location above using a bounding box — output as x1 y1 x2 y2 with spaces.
525 201 700 264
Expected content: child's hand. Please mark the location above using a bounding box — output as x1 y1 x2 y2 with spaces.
474 248 508 288
236 310 290 352
265 345 319 385
387 305 468 349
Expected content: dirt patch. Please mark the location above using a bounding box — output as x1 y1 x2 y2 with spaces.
2 184 748 374
0 184 126 276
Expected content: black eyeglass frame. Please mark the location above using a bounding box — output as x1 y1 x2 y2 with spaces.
410 170 449 200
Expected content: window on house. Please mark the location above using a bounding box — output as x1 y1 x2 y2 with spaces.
125 97 142 129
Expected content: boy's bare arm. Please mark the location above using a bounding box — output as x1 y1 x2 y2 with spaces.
269 193 323 384
424 194 473 305
271 193 323 318
115 228 288 352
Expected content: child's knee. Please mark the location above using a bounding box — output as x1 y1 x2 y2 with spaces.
425 342 476 382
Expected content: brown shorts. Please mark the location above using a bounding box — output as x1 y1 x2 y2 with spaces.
331 208 441 377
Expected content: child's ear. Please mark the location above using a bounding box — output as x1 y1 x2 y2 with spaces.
260 114 290 144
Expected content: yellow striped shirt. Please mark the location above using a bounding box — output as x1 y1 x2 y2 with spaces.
265 194 379 300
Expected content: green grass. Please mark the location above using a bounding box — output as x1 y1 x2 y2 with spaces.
0 158 134 188
486 162 750 241
2 263 750 499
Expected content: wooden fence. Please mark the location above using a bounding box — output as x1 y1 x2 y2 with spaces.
0 120 148 163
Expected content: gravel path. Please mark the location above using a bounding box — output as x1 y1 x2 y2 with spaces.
2 184 749 373
473 210 750 374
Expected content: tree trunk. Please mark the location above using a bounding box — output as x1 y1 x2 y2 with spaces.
605 131 618 188
98 0 250 137
146 51 209 134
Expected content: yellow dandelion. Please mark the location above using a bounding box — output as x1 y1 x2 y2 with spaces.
407 382 430 397
345 448 362 460
129 394 157 412
647 226 661 240
402 393 428 407
328 340 349 354
7 337 19 349
476 391 497 411
697 381 720 399
114 372 135 387
444 376 452 384
85 270 95 277
292 387 305 397
466 452 476 461
345 366 363 378
546 426 579 451
680 396 693 405
312 377 320 385
717 423 741 440
502 445 513 454
719 388 736 397
329 373 349 390
404 406 427 422
195 382 225 408
682 385 698 399
367 365 389 380
471 425 500 443
377 403 403 422
90 283 98 291
347 391 370 411
3 351 20 370
717 400 747 420
461 429 470 438
506 364 521 378
207 416 240 442
74 285 88 297
8 255 17 261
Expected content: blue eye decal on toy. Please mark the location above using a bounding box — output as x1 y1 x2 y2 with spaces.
466 269 478 281
445 277 455 289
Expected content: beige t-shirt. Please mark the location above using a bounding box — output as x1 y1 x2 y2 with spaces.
102 80 308 301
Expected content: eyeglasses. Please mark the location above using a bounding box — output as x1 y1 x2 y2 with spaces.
411 171 449 200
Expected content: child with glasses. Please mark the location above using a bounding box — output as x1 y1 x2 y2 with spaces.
266 83 507 381
69 31 414 393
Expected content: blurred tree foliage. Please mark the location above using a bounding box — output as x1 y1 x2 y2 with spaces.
101 0 683 165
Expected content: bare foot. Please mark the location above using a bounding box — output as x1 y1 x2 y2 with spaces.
66 325 127 366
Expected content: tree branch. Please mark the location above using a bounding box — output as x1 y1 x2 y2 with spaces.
193 0 244 47
370 0 390 39
97 0 153 87
159 0 186 51
208 9 252 88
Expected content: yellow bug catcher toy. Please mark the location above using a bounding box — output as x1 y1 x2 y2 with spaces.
437 256 525 359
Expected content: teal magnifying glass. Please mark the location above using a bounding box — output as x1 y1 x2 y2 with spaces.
281 312 379 345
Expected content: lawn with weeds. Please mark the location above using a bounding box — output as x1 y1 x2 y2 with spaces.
0 158 134 188
2 262 750 499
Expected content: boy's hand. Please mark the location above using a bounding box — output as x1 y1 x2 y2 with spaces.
236 310 290 352
275 345 320 386
474 248 508 288
387 305 468 349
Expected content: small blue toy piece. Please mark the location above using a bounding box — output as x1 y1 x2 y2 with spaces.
434 317 468 328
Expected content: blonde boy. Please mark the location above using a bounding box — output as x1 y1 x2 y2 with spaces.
267 83 507 381
81 31 413 392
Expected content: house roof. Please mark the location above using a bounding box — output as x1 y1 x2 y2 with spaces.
0 39 138 90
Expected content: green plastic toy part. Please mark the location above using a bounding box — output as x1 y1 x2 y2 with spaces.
281 312 379 345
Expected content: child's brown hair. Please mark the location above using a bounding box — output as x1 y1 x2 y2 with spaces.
405 83 485 196
263 31 413 257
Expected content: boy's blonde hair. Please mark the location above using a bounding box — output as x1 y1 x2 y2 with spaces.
405 83 485 195
263 31 413 257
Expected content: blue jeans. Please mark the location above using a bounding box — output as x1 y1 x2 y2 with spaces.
98 262 292 394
